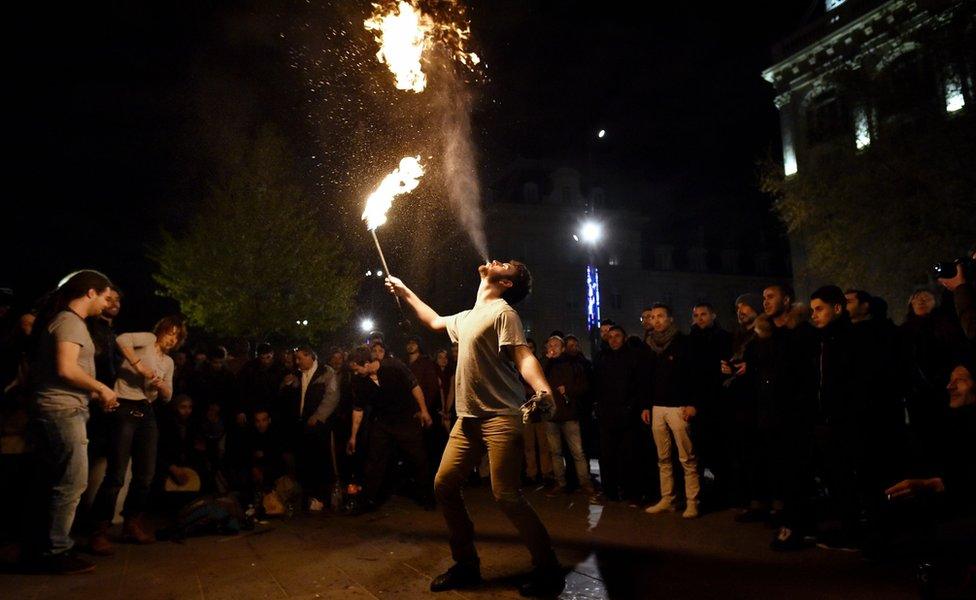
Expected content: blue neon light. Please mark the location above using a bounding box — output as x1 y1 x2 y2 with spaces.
586 264 601 330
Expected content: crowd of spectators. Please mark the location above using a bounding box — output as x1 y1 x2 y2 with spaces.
0 253 972 591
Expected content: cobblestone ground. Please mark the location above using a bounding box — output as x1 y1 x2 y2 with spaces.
0 483 917 600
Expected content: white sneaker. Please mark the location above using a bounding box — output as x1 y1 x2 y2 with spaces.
682 503 699 519
644 500 675 514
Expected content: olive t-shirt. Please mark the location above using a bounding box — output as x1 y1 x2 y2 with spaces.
33 310 96 413
444 299 527 418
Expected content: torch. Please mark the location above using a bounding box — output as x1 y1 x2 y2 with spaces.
362 156 425 329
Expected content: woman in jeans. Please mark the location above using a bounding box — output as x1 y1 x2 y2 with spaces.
88 316 186 555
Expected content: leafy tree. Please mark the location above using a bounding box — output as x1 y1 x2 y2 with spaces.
153 126 359 342
761 113 976 307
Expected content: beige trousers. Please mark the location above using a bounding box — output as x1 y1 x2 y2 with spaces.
434 415 557 567
651 406 700 505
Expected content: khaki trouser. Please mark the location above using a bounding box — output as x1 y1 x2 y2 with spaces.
651 406 700 505
523 421 553 479
435 415 557 568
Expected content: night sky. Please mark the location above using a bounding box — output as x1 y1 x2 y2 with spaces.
7 1 816 329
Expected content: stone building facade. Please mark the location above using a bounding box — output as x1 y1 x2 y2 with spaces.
762 0 974 294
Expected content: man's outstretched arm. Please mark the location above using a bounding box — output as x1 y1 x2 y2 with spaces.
508 344 551 395
386 276 446 331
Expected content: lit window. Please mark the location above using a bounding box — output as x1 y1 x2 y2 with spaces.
783 142 798 176
854 106 871 150
945 74 965 113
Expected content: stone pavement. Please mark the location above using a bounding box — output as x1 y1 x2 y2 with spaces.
0 483 917 600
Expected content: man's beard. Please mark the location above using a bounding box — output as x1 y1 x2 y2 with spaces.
486 273 508 286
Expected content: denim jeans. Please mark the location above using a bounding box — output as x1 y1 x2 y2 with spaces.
91 400 158 521
544 419 589 488
31 409 90 555
435 416 557 568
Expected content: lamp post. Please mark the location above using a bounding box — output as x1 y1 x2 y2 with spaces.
577 219 603 356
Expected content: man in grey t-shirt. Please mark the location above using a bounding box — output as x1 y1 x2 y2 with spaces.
387 260 564 597
28 270 119 575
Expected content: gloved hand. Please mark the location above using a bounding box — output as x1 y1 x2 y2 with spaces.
520 390 555 424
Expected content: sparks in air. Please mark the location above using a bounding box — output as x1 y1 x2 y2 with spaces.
364 0 480 93
362 156 425 230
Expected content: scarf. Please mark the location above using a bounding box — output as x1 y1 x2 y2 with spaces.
646 323 679 355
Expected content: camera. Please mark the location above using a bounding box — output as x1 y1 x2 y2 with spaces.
932 256 975 280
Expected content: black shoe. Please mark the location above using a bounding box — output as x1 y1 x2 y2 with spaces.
38 551 96 574
430 562 482 592
519 565 566 597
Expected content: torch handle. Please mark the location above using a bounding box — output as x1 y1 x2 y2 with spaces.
370 229 403 311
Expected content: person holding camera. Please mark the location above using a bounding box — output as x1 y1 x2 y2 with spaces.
936 245 976 345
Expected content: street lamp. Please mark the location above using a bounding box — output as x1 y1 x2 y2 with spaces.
580 220 602 245
576 220 603 354
360 317 375 333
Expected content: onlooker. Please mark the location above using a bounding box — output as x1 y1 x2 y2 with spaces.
27 270 119 573
406 335 446 472
753 284 818 551
722 293 761 512
641 303 701 518
898 288 966 449
187 346 237 419
542 336 593 497
687 302 732 507
233 407 286 500
594 325 647 502
347 345 433 511
235 343 286 427
89 316 186 554
156 395 209 502
285 346 339 511
936 246 976 343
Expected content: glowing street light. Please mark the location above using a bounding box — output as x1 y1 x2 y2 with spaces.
360 317 375 333
597 129 606 139
580 221 602 245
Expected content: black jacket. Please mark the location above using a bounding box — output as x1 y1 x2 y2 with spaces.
594 344 648 422
688 324 732 408
750 311 818 428
645 333 695 409
543 353 589 422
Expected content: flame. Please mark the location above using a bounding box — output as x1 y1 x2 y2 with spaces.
364 1 431 93
362 156 425 230
364 1 481 93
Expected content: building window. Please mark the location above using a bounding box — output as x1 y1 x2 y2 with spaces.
945 71 966 113
783 138 798 176
806 92 848 145
853 105 871 150
877 51 933 122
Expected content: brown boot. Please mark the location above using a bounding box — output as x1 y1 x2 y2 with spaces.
89 521 115 556
122 515 156 544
